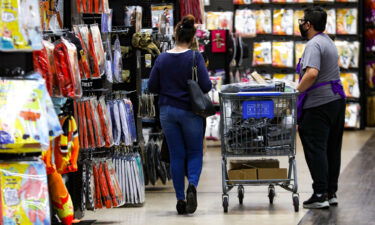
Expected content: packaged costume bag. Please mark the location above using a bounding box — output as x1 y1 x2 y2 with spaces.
326 9 336 35
33 47 53 96
252 42 272 66
0 77 62 152
90 24 105 76
272 41 294 68
124 6 143 32
255 10 272 34
61 38 82 98
295 42 306 66
42 40 61 97
151 4 174 37
0 0 43 51
235 9 256 37
0 160 51 225
211 30 227 53
205 113 221 141
345 103 360 128
350 41 360 68
113 36 123 83
335 40 353 69
206 12 233 31
273 9 293 35
337 8 358 35
208 76 223 105
340 73 360 98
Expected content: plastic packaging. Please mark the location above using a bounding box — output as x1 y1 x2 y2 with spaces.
252 42 272 66
335 40 354 69
340 73 360 98
255 10 272 34
0 160 51 224
124 6 143 32
98 96 114 147
295 42 306 66
337 8 358 35
151 4 174 37
90 24 105 76
235 9 256 37
79 25 100 78
273 9 294 35
326 9 336 35
0 76 62 152
113 36 123 83
54 41 75 98
0 0 43 51
90 98 105 147
43 40 61 97
205 11 233 31
62 37 82 98
272 41 294 68
33 47 53 96
345 103 360 128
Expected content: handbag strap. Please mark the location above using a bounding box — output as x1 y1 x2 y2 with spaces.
192 51 198 82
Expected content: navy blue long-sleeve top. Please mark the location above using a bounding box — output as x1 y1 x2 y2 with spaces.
148 50 212 111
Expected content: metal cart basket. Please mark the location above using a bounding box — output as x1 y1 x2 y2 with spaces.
219 91 299 213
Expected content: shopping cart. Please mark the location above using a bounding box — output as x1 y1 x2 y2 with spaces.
219 91 299 213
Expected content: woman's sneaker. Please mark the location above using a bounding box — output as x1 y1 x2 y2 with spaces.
186 184 197 214
303 193 329 209
328 193 338 206
176 200 187 214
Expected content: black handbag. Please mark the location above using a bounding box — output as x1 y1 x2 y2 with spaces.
188 51 216 118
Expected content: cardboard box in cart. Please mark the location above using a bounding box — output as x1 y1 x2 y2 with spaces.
229 159 288 180
258 168 288 180
228 169 257 184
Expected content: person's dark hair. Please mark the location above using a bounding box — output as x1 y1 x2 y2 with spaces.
304 6 327 32
175 15 196 44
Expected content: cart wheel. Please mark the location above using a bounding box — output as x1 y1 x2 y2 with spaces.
268 185 275 204
293 194 299 212
238 185 244 205
222 194 229 213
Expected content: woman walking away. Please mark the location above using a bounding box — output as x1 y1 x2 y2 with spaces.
148 15 212 214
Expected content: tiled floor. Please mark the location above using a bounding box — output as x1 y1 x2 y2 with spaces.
83 130 374 225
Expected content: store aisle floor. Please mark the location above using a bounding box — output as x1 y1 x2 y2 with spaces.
83 130 374 225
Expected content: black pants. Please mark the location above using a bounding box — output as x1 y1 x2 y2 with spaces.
299 98 346 194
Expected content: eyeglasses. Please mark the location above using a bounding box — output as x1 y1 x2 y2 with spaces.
298 19 308 25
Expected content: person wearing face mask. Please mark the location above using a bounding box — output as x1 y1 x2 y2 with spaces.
296 6 346 209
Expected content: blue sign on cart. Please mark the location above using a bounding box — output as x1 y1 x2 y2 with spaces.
242 100 274 119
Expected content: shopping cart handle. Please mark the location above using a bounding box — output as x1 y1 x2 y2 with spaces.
238 92 282 96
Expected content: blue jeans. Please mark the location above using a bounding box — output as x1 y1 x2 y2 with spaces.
160 105 204 200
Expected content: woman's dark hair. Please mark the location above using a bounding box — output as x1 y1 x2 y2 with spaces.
175 15 196 44
304 6 327 32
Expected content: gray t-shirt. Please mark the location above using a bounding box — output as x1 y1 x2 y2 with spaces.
300 33 341 109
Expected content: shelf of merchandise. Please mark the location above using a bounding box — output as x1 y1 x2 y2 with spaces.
205 0 365 128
